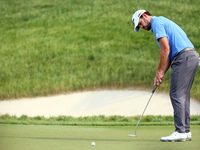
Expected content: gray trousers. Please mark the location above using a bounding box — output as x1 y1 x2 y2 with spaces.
170 48 199 133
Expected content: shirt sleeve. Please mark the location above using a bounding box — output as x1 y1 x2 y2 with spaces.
152 21 167 42
152 20 172 60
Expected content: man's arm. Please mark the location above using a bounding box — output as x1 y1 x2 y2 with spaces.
154 37 170 86
163 58 171 74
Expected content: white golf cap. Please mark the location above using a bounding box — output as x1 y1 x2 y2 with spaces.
132 10 147 32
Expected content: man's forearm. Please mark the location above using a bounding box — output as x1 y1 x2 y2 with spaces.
157 47 169 73
155 37 170 85
163 59 171 74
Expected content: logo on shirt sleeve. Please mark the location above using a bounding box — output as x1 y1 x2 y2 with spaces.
156 33 159 37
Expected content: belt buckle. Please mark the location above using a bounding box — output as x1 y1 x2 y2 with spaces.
184 48 193 51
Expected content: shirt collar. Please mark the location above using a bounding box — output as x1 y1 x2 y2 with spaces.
151 16 156 32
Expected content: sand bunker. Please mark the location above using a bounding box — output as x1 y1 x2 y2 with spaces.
0 90 200 117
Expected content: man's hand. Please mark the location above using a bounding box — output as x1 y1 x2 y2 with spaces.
154 70 164 86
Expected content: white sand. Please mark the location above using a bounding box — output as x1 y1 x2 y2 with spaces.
0 90 200 118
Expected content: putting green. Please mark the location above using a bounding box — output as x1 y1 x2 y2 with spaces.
0 125 199 150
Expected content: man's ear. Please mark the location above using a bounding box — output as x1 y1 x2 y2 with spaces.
142 13 147 18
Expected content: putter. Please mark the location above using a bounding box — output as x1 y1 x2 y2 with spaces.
128 84 157 137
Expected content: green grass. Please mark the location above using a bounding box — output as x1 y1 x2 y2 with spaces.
0 125 200 150
1 114 200 126
0 0 200 100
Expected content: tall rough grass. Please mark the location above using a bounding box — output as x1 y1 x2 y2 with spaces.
0 0 199 100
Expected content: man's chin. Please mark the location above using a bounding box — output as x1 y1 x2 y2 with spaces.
144 28 151 31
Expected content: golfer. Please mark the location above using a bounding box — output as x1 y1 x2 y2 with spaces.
132 10 199 142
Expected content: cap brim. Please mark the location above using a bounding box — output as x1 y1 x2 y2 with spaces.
133 17 140 32
134 26 140 32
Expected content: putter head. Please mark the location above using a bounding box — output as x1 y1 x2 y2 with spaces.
128 134 137 137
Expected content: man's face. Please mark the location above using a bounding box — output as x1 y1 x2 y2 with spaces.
138 17 151 31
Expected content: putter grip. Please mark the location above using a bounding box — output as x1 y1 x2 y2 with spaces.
152 84 157 93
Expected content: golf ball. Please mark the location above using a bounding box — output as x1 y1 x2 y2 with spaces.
91 142 95 146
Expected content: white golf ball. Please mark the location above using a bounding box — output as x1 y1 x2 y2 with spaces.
91 142 95 146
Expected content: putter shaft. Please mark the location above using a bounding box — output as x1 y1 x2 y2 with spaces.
130 84 157 137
